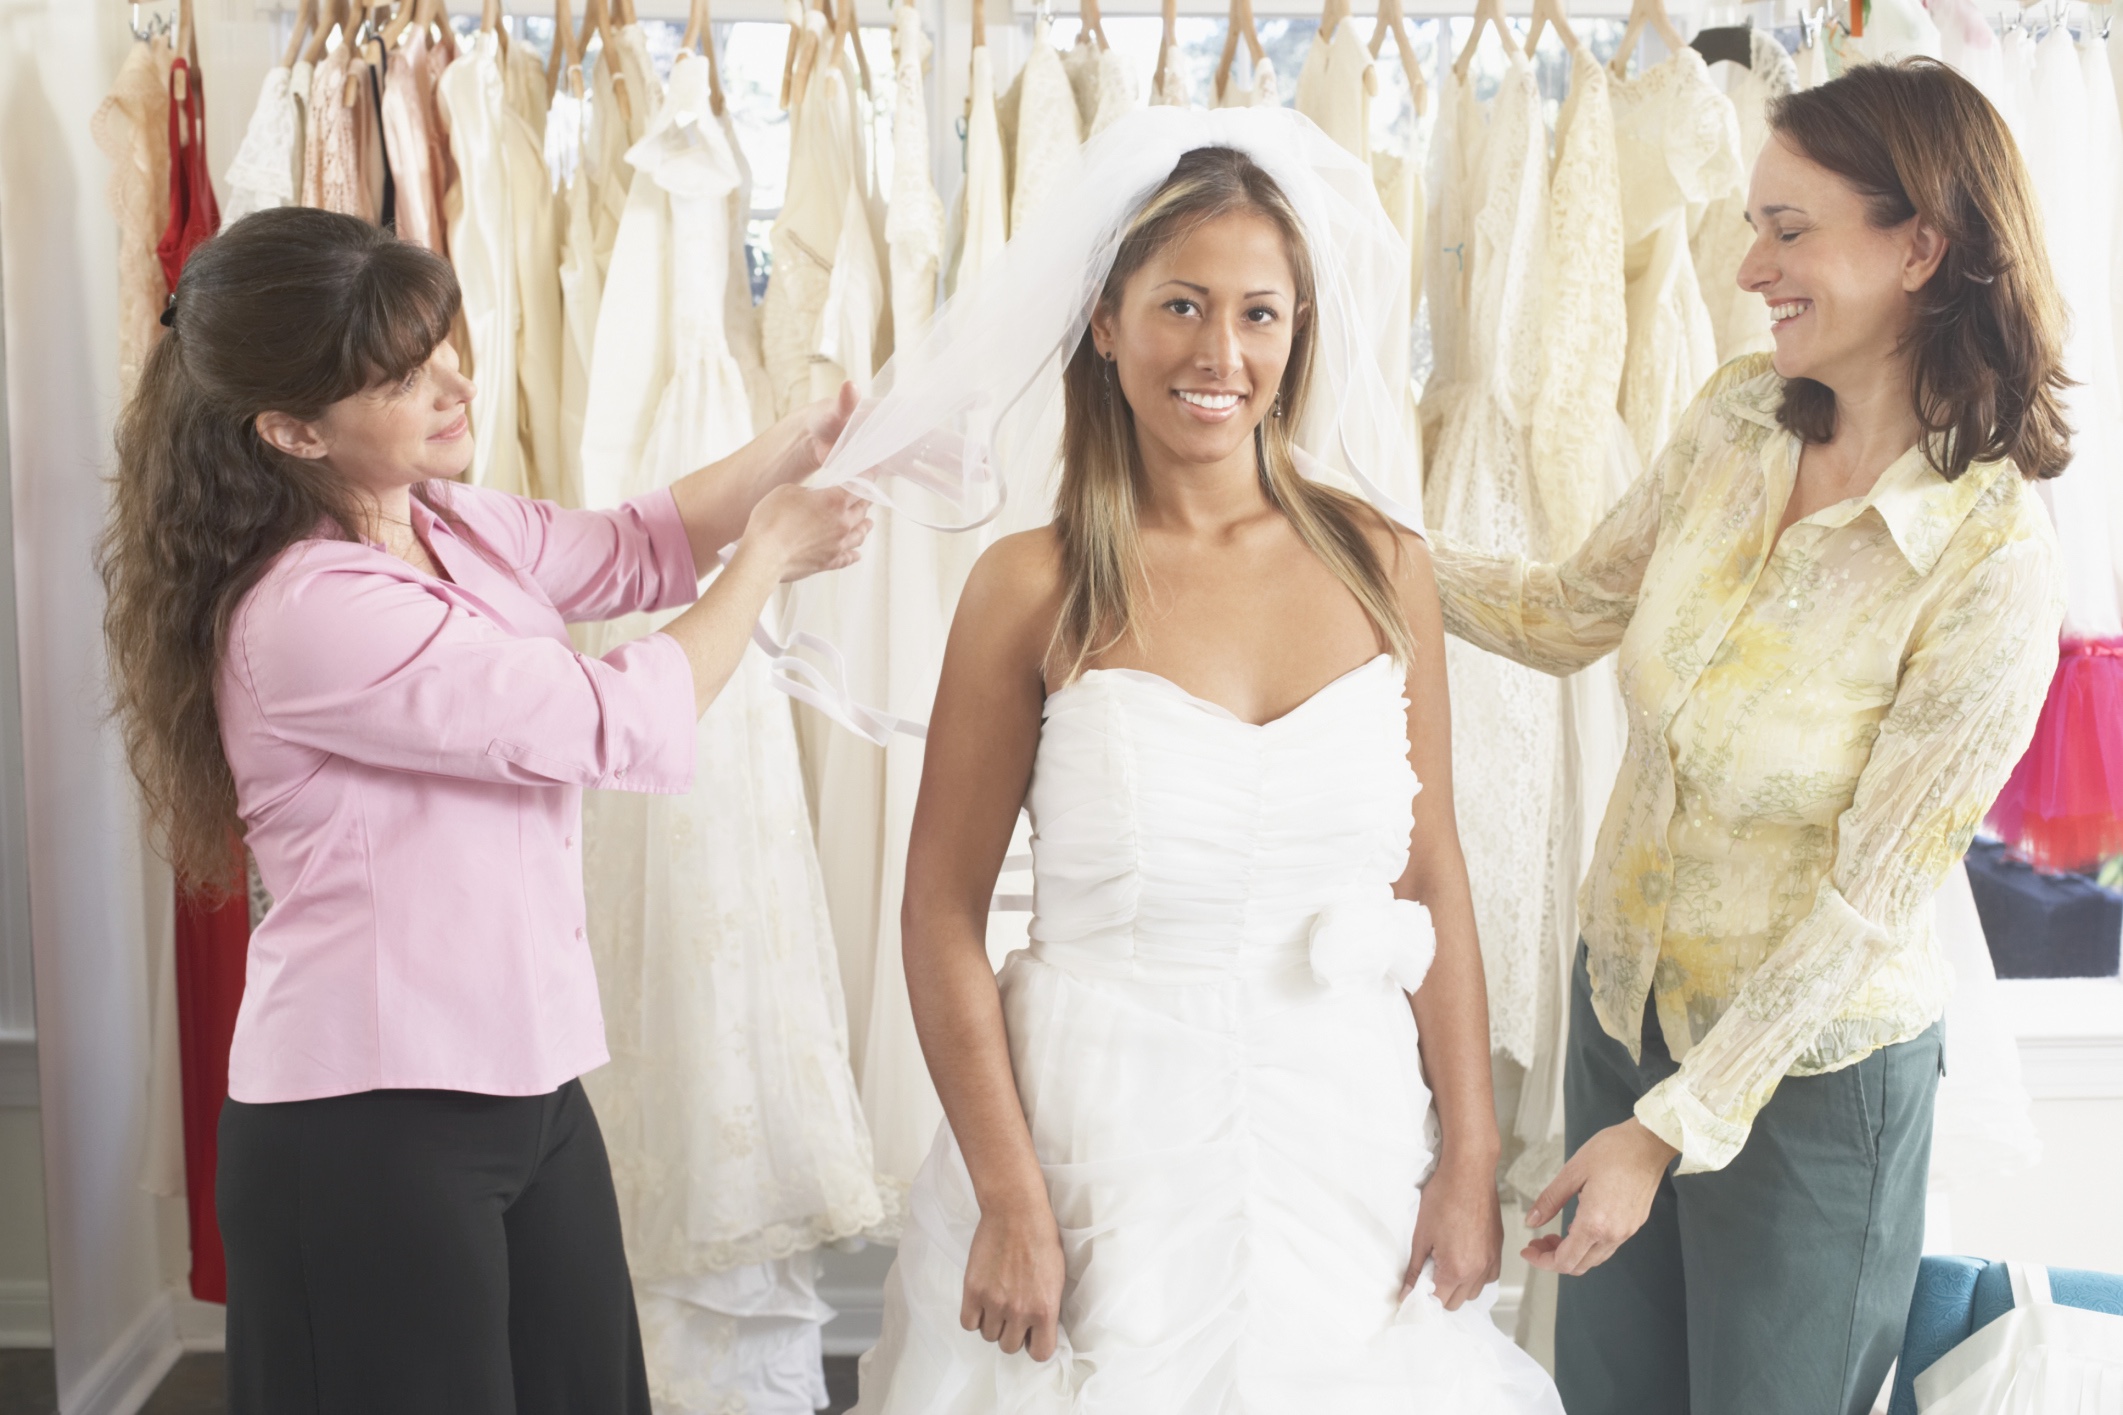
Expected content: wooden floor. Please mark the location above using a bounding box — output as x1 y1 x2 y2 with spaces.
0 1349 860 1414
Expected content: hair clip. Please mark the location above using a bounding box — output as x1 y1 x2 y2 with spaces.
159 292 177 328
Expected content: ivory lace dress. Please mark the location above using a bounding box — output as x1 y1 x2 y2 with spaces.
853 658 1562 1414
1503 45 1633 1210
1608 48 1743 466
438 29 564 500
223 62 305 223
1215 54 1282 108
573 53 893 1415
1418 53 1562 1071
762 18 884 419
1010 22 1087 236
1294 19 1374 162
952 42 1010 291
1690 30 1795 364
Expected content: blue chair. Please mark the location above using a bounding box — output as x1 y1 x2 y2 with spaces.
1889 1255 2123 1414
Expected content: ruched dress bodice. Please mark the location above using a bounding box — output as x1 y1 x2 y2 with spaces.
854 655 1562 1415
1025 655 1425 987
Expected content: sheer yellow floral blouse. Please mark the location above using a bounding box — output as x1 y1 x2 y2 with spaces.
1431 353 2065 1174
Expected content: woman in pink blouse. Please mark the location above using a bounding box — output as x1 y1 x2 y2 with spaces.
99 208 871 1415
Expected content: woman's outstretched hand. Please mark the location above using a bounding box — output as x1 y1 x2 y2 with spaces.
961 1198 1066 1361
1521 1117 1677 1276
742 483 872 582
767 380 861 490
1405 1147 1504 1310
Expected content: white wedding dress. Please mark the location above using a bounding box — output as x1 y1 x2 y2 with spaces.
854 656 1562 1414
1419 53 1561 1072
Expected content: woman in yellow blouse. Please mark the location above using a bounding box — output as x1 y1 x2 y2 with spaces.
1433 61 2068 1415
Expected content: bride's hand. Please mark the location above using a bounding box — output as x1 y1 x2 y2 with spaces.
961 1199 1065 1361
1403 1149 1503 1311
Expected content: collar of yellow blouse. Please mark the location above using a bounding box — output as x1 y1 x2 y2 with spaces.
1715 366 2011 576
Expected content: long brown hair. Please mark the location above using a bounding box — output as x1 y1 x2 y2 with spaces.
99 208 461 895
1051 146 1416 680
1766 59 2071 480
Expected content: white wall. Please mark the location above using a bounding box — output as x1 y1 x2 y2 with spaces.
1946 1097 2123 1274
0 1107 51 1347
0 1 277 1408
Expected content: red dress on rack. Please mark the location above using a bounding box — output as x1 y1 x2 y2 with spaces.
1987 636 2123 872
158 54 241 1306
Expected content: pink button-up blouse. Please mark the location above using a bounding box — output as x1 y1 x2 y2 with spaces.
218 483 701 1103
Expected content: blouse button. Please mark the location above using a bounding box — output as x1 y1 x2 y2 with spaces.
564 835 575 849
575 926 586 941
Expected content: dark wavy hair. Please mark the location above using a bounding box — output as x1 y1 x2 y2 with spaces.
98 208 461 895
1766 59 2072 480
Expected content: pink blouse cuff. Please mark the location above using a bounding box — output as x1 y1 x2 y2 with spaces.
594 630 699 793
633 488 704 613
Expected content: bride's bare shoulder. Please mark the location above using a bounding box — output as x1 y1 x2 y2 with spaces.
945 527 1067 679
957 527 1066 625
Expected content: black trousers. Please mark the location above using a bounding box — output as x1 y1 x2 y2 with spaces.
218 1080 650 1415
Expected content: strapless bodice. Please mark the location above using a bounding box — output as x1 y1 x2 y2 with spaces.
1024 653 1423 985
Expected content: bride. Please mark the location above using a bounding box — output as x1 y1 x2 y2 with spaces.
832 110 1561 1413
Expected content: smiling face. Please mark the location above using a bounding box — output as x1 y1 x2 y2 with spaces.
1089 209 1302 480
256 337 477 496
1739 135 1947 393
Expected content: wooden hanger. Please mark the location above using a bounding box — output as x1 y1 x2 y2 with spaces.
825 0 872 97
1608 0 1686 75
680 0 727 113
1214 0 1264 101
379 0 410 45
972 0 987 49
1319 0 1350 42
303 0 347 64
480 0 509 54
1525 0 1583 53
172 0 196 99
547 0 573 96
785 0 824 107
1368 0 1426 115
583 0 633 125
1152 0 1175 94
1080 0 1109 49
282 0 318 66
1452 0 1522 79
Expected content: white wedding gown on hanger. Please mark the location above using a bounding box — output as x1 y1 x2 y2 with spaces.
574 53 892 1415
1608 48 1743 466
1419 53 1561 1071
853 657 1562 1414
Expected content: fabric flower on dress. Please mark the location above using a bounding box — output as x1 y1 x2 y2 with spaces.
1309 896 1436 994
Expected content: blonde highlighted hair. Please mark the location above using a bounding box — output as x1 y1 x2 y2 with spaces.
1050 145 1415 681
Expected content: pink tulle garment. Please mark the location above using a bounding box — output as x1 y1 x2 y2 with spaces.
1987 636 2123 871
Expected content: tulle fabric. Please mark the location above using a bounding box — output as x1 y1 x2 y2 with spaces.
1986 637 2123 870
770 105 1424 743
853 658 1561 1414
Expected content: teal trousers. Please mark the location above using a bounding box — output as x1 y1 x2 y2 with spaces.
1553 943 1942 1415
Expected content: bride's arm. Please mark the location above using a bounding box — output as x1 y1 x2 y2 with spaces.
1390 531 1507 1313
902 529 1066 1363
